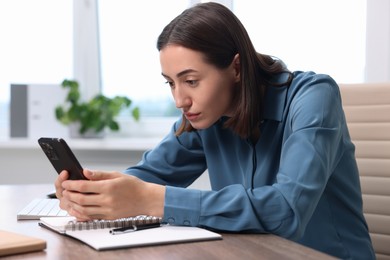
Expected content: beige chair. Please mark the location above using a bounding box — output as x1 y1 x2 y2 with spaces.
339 83 390 260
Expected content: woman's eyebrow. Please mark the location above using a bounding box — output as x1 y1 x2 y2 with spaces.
161 69 198 79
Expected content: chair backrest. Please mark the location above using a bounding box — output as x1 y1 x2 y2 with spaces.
339 83 390 260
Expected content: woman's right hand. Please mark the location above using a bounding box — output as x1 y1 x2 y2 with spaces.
54 170 69 201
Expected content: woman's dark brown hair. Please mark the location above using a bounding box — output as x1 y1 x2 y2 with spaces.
157 2 292 139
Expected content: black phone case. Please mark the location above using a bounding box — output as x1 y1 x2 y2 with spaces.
38 137 86 180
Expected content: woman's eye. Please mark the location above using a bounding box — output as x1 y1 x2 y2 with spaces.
165 81 174 88
186 80 198 87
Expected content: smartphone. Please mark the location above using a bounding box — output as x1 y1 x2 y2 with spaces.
38 137 86 180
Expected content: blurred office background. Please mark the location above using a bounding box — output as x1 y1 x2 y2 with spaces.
0 0 389 185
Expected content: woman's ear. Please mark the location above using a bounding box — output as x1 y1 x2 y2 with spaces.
232 54 240 82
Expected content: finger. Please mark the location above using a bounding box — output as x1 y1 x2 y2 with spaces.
62 173 98 193
62 170 121 193
59 196 73 213
62 189 101 206
55 170 69 199
73 208 105 220
55 170 69 188
67 205 92 221
58 196 68 210
61 191 99 220
66 197 105 220
61 189 115 220
83 169 120 181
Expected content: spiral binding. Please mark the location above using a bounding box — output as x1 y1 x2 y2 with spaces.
65 215 162 231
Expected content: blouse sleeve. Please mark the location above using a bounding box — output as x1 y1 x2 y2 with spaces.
124 118 208 188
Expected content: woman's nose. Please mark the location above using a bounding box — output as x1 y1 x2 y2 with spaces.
173 87 191 109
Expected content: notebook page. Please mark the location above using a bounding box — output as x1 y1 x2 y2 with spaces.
66 225 222 250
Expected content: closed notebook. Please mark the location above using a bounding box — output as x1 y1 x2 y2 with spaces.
39 216 222 251
0 230 46 256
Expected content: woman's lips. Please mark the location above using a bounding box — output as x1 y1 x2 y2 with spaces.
184 112 201 121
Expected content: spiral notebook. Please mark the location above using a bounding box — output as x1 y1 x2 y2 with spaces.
39 216 222 250
40 215 162 233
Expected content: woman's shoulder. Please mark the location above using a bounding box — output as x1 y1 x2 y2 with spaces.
288 71 340 98
287 71 343 113
291 71 338 89
284 71 345 129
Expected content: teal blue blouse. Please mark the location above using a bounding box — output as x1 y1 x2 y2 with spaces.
125 71 375 259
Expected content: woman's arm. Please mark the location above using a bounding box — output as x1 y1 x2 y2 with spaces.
55 169 165 220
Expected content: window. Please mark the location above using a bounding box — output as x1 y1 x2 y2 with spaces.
98 0 190 117
98 0 367 121
233 0 367 83
0 0 72 138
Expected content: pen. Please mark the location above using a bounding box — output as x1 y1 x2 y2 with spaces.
110 223 161 235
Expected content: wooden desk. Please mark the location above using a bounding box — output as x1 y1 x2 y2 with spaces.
0 184 335 259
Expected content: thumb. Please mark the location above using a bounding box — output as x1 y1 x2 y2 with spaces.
83 169 118 181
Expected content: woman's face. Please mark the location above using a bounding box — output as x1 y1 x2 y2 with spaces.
160 45 240 130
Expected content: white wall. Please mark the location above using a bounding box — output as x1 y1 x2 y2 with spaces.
365 0 390 82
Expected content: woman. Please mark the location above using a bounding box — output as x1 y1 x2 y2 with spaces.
55 3 374 259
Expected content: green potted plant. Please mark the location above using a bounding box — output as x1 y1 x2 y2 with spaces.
55 79 140 137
